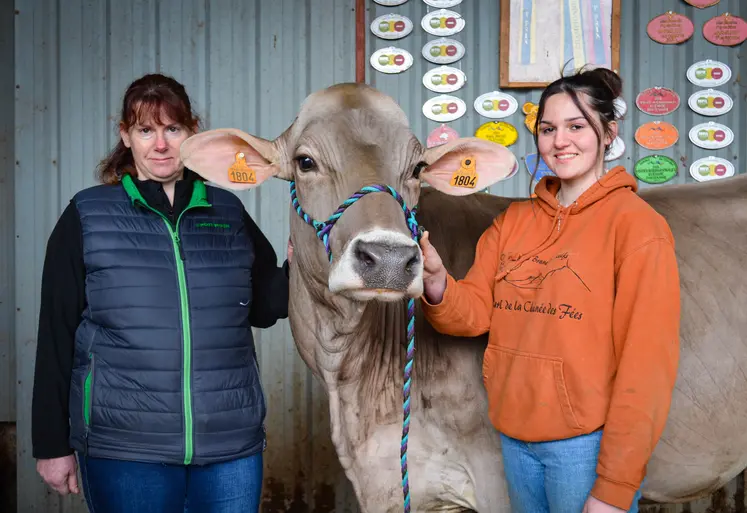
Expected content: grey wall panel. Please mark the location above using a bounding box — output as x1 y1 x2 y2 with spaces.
13 0 747 511
0 0 15 423
365 0 744 197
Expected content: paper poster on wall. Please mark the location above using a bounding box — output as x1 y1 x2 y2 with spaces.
499 0 621 88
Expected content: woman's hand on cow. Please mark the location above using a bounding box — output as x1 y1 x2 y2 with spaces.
582 496 626 513
419 230 447 305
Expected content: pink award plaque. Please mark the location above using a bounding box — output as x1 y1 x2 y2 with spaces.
703 13 747 46
636 87 681 116
684 0 720 8
647 12 695 44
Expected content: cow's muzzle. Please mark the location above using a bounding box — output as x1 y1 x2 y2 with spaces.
329 229 424 301
290 182 423 301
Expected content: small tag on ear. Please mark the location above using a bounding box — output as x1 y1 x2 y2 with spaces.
228 152 257 184
450 156 478 188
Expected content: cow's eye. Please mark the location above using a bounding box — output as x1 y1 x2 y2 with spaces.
412 161 428 179
296 156 317 172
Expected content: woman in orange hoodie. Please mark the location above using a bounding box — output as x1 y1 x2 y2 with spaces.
419 68 680 513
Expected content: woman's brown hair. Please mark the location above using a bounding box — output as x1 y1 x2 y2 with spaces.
96 73 202 184
530 67 623 192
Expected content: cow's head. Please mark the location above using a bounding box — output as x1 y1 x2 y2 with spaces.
181 83 517 302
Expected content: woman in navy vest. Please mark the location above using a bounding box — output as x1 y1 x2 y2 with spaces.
31 73 290 513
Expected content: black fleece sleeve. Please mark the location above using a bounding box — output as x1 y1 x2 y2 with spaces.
31 201 86 459
243 210 290 328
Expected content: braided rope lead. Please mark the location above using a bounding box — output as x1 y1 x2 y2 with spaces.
290 181 420 512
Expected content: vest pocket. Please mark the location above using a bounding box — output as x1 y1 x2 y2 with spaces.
482 345 582 440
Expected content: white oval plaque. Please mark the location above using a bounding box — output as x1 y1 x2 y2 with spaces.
370 47 413 74
423 66 467 93
423 95 467 122
689 122 734 150
422 38 465 64
605 137 626 162
373 0 409 5
423 0 463 7
688 89 733 116
687 60 732 88
690 156 735 182
474 91 518 119
371 14 413 40
421 9 465 36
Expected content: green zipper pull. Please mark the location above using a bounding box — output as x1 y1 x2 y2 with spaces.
176 236 186 260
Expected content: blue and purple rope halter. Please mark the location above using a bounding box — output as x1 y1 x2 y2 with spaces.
290 181 420 513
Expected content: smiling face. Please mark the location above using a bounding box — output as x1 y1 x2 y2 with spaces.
120 109 194 184
537 92 616 187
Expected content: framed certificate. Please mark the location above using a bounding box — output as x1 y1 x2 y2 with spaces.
499 0 622 88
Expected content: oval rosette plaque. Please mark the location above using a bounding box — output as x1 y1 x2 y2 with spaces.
647 12 695 44
703 13 747 46
423 66 467 93
421 9 465 36
636 87 680 116
690 157 735 182
688 122 734 150
423 94 467 122
371 14 414 40
688 89 733 116
370 47 413 74
686 60 731 88
422 38 465 64
474 91 518 119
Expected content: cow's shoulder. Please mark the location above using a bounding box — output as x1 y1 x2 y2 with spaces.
609 188 674 259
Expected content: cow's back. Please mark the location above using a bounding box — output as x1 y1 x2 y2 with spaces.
638 175 747 501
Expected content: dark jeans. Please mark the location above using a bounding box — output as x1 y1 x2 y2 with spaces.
77 452 263 513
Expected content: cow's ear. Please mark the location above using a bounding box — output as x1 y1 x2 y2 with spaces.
180 128 289 190
420 137 518 196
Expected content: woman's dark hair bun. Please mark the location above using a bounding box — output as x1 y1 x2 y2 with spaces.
578 67 623 100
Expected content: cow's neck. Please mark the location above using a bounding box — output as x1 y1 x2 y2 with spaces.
290 263 413 427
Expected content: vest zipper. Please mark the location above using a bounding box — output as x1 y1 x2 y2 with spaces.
135 200 197 465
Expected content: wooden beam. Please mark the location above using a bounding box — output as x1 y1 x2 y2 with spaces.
355 0 365 83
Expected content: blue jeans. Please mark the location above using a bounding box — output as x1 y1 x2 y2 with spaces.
500 431 642 513
77 452 263 513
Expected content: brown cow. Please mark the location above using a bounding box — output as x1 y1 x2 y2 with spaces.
181 83 747 512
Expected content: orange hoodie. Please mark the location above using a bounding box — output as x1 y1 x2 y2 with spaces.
422 167 680 510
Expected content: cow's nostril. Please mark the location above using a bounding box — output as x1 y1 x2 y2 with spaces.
405 254 419 273
355 242 381 268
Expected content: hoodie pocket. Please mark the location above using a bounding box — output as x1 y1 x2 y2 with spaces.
483 345 582 440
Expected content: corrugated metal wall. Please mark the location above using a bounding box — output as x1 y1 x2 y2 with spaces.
1 0 15 424
9 0 746 512
366 0 745 197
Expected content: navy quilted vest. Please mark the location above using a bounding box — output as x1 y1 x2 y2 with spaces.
68 175 266 465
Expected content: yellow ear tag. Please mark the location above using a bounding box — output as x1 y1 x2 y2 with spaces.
450 157 478 189
228 152 257 184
